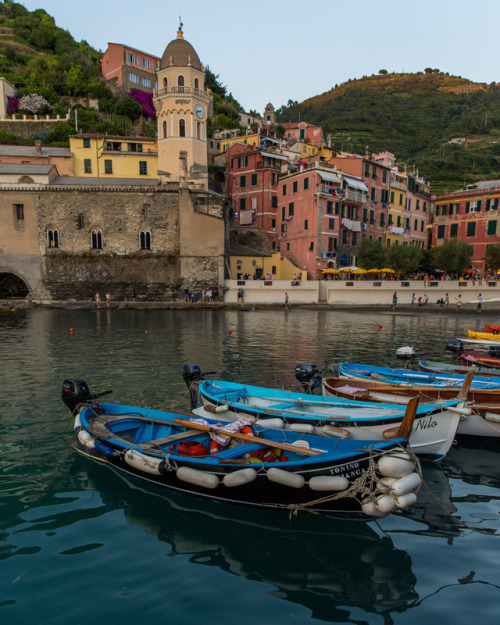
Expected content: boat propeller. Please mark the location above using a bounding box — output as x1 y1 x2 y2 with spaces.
61 378 112 413
182 365 216 408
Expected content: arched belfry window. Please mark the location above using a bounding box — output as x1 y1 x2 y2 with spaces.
140 230 151 250
91 229 102 250
163 77 168 88
47 228 59 248
177 75 184 92
197 122 201 139
163 120 167 138
194 78 199 90
179 118 186 137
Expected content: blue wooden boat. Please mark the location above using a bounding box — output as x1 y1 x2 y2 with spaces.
337 361 500 389
62 378 422 519
194 378 467 459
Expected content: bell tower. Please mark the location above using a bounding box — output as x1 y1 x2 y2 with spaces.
154 27 210 189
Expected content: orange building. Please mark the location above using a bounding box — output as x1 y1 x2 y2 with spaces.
102 43 160 93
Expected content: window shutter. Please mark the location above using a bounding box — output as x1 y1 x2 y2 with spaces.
466 201 470 213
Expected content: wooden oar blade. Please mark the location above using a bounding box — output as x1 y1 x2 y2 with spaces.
395 396 419 439
456 370 474 400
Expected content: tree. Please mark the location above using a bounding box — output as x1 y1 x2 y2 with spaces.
432 239 473 274
485 243 500 274
378 69 388 75
114 96 143 121
387 244 423 274
356 238 386 269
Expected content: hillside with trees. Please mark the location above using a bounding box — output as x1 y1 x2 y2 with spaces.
276 71 500 194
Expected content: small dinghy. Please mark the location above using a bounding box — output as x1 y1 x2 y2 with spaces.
62 378 422 519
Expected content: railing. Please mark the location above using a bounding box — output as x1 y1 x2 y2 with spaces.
154 86 206 97
344 189 367 204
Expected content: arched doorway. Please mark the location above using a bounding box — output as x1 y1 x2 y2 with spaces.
0 272 30 298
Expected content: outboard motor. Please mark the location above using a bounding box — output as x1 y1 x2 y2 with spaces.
62 378 92 413
445 339 464 362
182 364 205 408
396 346 417 369
61 378 112 413
489 346 500 358
295 363 322 394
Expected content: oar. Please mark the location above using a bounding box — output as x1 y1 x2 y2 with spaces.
456 370 474 400
173 418 321 456
382 396 419 440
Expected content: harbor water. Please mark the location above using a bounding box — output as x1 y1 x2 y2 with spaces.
1 307 500 625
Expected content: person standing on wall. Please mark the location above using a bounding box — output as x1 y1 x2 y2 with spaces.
284 292 289 309
477 293 483 312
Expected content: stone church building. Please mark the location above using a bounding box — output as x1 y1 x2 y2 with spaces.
0 28 227 301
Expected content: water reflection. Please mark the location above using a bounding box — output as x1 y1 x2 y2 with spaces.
78 462 418 624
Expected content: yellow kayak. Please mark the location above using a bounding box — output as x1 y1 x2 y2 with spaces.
467 330 500 341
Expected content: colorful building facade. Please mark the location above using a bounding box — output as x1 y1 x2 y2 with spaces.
432 180 500 273
102 43 160 93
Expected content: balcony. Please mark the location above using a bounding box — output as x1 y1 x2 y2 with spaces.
317 184 342 197
154 86 206 98
344 189 368 204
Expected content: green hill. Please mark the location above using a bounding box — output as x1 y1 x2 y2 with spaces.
276 72 500 194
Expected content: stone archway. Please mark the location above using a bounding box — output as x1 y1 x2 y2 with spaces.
0 272 30 298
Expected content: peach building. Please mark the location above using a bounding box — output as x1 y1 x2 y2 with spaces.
102 43 160 93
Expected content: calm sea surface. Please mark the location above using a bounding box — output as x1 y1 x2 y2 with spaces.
1 308 500 625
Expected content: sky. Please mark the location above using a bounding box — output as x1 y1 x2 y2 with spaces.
18 0 500 114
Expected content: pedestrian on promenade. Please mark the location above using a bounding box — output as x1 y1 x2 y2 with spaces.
478 293 483 312
132 289 136 302
456 294 462 312
94 292 100 308
444 293 449 308
391 292 397 310
238 288 244 303
105 293 110 308
411 293 416 305
284 292 289 309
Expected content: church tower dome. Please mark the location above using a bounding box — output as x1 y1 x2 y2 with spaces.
154 26 209 189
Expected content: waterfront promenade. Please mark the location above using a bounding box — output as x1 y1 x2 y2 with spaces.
2 278 500 314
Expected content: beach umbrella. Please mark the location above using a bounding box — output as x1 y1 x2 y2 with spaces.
352 268 368 274
380 268 396 274
339 266 360 272
463 269 477 274
321 268 339 274
366 269 382 273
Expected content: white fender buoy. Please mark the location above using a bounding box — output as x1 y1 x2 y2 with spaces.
78 429 95 449
375 495 397 515
378 453 414 478
267 467 305 488
447 406 472 416
394 492 418 509
223 468 257 487
74 413 82 432
176 466 220 489
215 404 229 413
322 424 351 439
484 412 500 423
309 475 349 491
255 417 284 429
390 472 422 496
377 476 397 493
125 449 165 475
361 498 386 518
286 423 315 434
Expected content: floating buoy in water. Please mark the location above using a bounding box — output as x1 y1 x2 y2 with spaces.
69 328 74 333
124 449 167 475
379 325 382 329
228 329 232 335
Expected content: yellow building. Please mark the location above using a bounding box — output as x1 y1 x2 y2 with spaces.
219 133 260 153
386 169 407 246
70 135 158 178
230 251 306 280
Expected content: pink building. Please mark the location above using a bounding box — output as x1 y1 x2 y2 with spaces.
226 142 284 235
102 43 160 93
282 122 326 148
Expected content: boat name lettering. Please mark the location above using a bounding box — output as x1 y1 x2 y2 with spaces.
414 417 438 431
